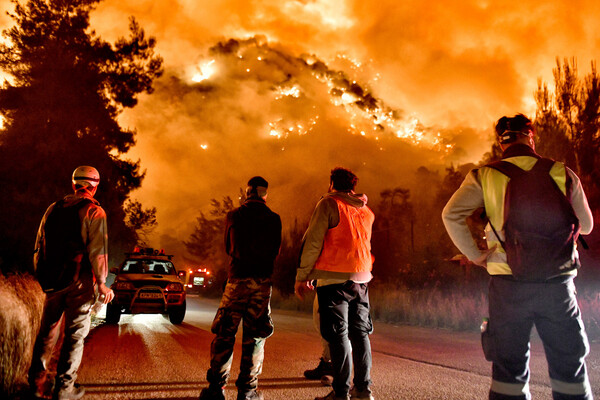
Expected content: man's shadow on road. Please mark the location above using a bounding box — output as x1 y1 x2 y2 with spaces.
84 377 327 399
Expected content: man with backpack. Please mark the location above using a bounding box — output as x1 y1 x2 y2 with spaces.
29 166 114 400
442 114 594 400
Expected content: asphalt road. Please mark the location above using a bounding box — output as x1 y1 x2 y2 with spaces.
78 295 600 399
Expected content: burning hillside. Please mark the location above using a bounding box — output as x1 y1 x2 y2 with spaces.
119 36 486 254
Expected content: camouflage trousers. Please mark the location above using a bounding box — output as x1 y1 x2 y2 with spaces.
206 277 274 393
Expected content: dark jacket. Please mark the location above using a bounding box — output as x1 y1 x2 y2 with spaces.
224 197 282 279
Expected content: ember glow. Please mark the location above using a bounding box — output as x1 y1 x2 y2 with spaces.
191 60 216 83
2 0 600 253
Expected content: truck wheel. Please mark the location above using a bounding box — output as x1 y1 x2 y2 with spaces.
168 300 186 325
106 302 121 324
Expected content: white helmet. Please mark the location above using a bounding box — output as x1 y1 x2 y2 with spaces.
72 166 100 188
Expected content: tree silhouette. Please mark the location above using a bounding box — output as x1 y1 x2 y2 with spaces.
272 218 305 295
0 0 163 271
123 200 158 247
372 186 415 282
533 58 600 213
184 197 236 288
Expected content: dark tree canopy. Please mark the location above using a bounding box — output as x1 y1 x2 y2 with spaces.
124 199 158 247
184 197 237 291
533 58 600 213
0 0 163 271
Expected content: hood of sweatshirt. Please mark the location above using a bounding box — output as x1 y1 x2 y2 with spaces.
323 190 368 208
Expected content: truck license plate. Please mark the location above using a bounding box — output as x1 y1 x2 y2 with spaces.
139 292 163 299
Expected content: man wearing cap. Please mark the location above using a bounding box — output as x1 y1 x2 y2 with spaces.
29 166 114 400
442 114 594 400
199 176 282 400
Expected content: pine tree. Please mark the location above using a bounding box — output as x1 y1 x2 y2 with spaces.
0 0 163 271
534 58 600 214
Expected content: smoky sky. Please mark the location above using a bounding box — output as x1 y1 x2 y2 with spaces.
119 37 459 254
2 0 599 258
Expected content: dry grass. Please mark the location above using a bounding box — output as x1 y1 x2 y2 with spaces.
368 283 488 331
575 285 600 341
272 280 600 340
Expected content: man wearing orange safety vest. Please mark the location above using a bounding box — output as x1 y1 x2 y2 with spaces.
442 114 594 400
295 167 375 400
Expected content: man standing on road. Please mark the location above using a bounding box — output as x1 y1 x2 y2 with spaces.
296 167 375 400
199 176 282 400
442 114 594 400
29 166 114 400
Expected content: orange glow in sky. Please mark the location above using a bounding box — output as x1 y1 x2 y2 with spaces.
1 0 600 253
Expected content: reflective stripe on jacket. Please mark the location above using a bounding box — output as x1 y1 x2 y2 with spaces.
314 197 374 274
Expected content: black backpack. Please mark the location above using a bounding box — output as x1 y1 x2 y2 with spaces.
36 198 92 292
486 158 580 281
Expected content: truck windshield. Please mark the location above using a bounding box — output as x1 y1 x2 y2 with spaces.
121 260 175 275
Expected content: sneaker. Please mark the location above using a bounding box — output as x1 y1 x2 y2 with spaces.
199 387 226 400
320 375 333 386
53 384 85 400
349 387 374 400
315 390 349 400
237 389 264 400
304 357 334 380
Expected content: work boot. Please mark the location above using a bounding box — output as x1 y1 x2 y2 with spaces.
199 386 226 400
29 370 52 399
237 389 264 400
304 357 334 380
349 386 374 400
315 390 349 400
53 383 85 400
30 384 50 399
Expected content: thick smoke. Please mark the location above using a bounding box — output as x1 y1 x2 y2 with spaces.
120 37 479 256
3 0 600 259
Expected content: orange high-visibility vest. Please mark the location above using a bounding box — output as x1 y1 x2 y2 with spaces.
314 197 374 273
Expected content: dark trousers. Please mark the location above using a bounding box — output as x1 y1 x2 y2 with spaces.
207 278 273 394
317 281 373 397
28 278 94 393
486 276 592 400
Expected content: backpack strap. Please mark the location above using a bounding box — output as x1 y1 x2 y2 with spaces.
486 160 525 179
484 160 533 251
535 159 588 250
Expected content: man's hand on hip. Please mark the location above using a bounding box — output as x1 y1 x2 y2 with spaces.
472 244 498 268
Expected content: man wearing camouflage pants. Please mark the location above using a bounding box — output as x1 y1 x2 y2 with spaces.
199 176 282 400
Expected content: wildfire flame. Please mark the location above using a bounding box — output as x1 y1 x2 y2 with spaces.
192 60 216 83
275 85 301 99
186 37 454 153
